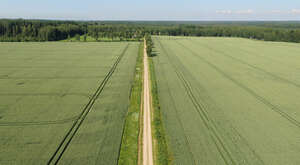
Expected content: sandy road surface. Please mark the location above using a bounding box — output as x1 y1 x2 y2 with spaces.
142 40 154 165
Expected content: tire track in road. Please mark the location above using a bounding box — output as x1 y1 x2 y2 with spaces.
157 39 236 165
143 39 153 165
47 44 129 165
175 41 300 128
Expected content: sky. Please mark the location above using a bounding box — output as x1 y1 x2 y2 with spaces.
0 0 300 20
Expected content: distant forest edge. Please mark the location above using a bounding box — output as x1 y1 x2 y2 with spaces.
0 19 300 43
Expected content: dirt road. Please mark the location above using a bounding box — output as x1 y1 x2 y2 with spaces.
143 39 153 165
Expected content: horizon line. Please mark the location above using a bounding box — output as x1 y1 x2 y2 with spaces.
1 17 300 22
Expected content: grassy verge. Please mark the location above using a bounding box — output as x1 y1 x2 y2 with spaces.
118 42 143 165
148 55 172 165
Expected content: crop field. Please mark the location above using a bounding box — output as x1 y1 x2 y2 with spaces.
0 42 139 164
152 36 300 165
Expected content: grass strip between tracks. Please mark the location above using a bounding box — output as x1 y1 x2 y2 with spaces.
148 51 172 165
118 42 143 165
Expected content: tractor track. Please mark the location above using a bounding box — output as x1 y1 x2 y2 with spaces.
192 40 300 89
0 94 93 127
0 93 91 98
47 44 129 165
175 41 300 128
157 39 236 165
157 54 196 165
0 76 104 79
156 37 265 165
0 116 79 126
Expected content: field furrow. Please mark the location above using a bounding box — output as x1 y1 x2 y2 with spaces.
152 36 300 165
0 42 139 165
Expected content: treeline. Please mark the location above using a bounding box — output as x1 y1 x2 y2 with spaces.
0 19 144 42
87 24 144 41
145 25 300 43
1 19 300 43
0 19 84 41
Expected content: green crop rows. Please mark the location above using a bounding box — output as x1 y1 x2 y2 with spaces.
0 42 139 164
1 36 300 165
152 36 300 165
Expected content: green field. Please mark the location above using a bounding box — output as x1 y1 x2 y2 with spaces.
152 36 300 165
118 42 143 165
0 42 139 164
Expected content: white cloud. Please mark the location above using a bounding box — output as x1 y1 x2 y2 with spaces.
235 9 254 14
290 9 300 14
216 9 254 15
216 10 232 14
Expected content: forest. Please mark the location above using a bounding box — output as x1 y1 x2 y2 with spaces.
0 19 300 43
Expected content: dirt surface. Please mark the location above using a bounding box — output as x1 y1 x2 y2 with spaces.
142 40 154 165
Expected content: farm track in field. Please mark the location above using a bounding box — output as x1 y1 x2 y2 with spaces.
0 93 91 127
175 41 300 128
47 44 129 165
221 41 300 71
0 76 104 79
0 66 110 68
0 93 91 97
143 40 153 165
157 39 236 165
157 54 196 165
189 40 300 89
0 116 79 126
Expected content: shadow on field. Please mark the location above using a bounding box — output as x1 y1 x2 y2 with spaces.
149 47 159 57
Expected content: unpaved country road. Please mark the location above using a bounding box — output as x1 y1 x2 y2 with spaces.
143 39 154 165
